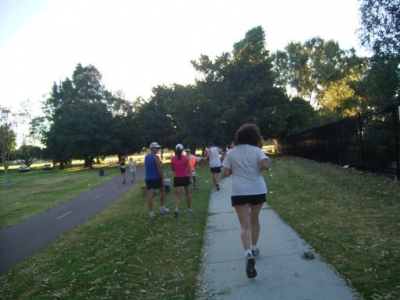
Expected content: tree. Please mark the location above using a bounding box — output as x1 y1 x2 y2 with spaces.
0 106 17 185
192 26 290 141
273 38 368 116
43 64 119 168
17 144 42 167
358 0 400 103
358 0 400 58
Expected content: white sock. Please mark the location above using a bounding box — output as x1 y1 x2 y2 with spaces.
251 245 258 250
244 249 252 257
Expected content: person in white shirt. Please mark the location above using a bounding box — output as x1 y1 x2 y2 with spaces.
128 157 136 182
205 142 222 191
222 123 271 279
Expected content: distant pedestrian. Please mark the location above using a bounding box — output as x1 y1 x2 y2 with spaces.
119 156 127 184
145 142 169 218
185 148 203 188
129 157 136 182
171 144 193 218
222 124 271 279
205 142 222 191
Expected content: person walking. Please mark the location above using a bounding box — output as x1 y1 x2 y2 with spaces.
185 148 203 189
205 142 222 191
128 157 136 182
145 142 169 218
171 144 193 218
119 156 127 184
222 124 271 279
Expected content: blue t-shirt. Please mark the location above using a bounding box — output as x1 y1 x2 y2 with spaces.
145 153 160 180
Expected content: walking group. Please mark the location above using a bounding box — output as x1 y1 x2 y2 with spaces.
140 123 271 279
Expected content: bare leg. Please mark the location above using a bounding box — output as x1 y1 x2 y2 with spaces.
147 189 154 212
159 186 166 208
184 185 192 209
173 186 181 210
234 204 251 250
250 203 263 246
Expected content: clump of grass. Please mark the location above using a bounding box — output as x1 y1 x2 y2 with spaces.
266 156 400 300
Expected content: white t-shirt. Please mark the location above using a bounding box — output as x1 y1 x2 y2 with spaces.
129 161 136 172
207 146 221 168
222 144 268 196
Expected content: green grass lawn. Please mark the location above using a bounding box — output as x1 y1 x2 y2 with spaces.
1 156 399 299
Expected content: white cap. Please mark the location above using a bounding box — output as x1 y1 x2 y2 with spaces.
149 142 161 148
175 143 184 151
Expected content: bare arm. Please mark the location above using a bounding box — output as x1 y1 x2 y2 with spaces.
224 167 232 177
260 157 271 171
154 155 164 180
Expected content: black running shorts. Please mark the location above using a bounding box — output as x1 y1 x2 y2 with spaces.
173 176 191 187
210 167 221 173
231 194 266 206
145 178 163 190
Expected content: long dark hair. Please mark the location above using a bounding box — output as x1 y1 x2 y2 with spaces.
175 148 183 159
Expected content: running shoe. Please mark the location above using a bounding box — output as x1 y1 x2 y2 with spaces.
252 248 260 257
149 211 155 218
174 211 179 218
186 208 193 213
159 207 169 213
246 253 257 278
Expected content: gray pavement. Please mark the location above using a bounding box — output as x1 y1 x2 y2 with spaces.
199 176 361 300
0 167 144 274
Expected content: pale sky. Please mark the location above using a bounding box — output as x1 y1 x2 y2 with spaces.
1 0 368 126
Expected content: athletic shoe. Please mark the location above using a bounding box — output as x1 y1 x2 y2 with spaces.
159 207 169 213
174 211 179 218
186 208 193 213
216 184 220 191
246 253 257 278
252 248 260 257
149 211 155 218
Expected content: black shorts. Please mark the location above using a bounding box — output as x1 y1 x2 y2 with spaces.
120 167 126 174
210 167 221 173
231 194 266 206
145 178 164 190
174 176 191 187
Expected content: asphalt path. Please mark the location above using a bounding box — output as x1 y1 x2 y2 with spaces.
0 167 144 274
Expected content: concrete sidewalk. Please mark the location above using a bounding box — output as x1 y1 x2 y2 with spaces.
199 176 361 300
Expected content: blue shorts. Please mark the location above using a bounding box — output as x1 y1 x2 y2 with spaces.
231 194 266 206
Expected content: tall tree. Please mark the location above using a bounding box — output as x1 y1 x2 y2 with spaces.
43 64 118 168
273 38 367 116
358 0 400 104
358 0 400 59
192 26 290 140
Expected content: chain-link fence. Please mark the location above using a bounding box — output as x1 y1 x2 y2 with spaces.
275 105 400 180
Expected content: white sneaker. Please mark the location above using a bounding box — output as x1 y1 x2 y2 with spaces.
149 211 155 218
159 207 169 213
186 208 193 213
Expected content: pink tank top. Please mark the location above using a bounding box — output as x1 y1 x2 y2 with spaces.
171 155 189 177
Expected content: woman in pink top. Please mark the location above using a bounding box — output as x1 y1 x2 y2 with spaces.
171 143 192 218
